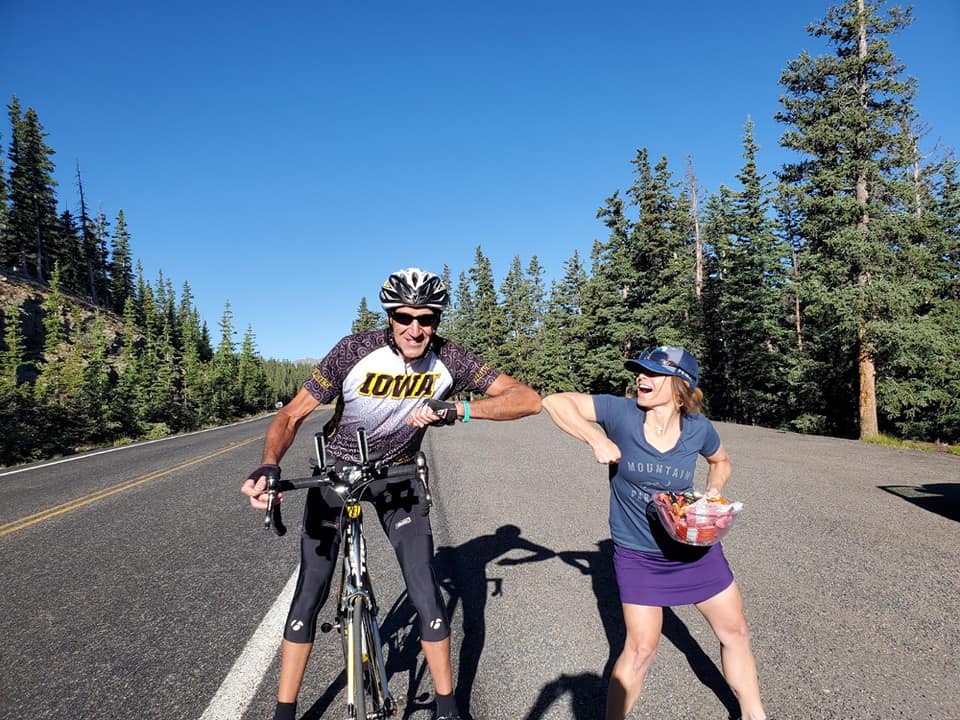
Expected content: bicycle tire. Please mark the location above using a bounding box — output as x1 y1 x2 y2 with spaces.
349 601 366 720
362 607 391 716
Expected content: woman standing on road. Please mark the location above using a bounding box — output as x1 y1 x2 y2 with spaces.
541 346 773 720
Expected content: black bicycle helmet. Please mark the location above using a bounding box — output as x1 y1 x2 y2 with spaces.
379 267 449 311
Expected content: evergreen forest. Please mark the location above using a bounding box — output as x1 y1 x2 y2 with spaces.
3 0 959 467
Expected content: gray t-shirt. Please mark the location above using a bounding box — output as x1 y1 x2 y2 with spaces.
593 395 721 554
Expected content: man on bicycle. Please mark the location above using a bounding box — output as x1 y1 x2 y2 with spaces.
241 267 542 720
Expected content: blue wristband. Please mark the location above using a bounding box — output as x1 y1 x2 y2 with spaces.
461 400 470 423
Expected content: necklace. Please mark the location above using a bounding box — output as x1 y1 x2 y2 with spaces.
648 414 676 436
649 420 669 436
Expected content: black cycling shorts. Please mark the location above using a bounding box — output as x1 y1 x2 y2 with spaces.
282 475 449 644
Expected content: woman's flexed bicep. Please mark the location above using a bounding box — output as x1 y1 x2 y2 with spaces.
542 393 621 464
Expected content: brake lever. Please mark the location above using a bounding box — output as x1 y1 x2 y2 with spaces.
264 473 287 537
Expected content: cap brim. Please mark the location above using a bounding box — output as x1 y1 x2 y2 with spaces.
624 359 697 389
624 359 674 376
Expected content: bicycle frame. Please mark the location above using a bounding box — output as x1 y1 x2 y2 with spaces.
338 481 394 718
262 427 431 720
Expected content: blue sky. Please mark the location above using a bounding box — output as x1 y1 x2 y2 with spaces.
3 0 958 362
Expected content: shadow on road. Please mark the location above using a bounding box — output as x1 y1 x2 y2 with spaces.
344 524 556 719
435 523 557 720
879 483 960 522
301 669 346 719
522 540 739 720
306 530 743 720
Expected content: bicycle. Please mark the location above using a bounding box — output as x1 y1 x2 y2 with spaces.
262 426 433 720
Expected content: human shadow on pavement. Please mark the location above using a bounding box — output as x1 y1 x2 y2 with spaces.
522 540 739 720
327 525 555 719
300 669 346 719
879 483 960 522
438 524 557 719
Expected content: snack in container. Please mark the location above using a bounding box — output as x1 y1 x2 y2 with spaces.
653 491 743 546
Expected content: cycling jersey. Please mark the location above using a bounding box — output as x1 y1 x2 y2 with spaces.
304 328 499 463
285 327 500 644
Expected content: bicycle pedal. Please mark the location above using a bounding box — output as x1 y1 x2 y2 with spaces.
319 621 337 633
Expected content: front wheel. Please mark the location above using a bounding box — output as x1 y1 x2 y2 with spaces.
348 601 366 720
361 608 392 716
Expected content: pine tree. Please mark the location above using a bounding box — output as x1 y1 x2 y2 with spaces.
871 153 960 442
626 153 699 353
0 130 9 267
578 234 631 394
209 301 240 421
5 97 58 281
438 264 453 336
0 300 36 464
446 271 475 347
34 263 66 401
714 118 791 426
53 209 84 294
78 315 112 442
0 301 26 387
466 247 504 360
534 260 584 394
238 325 268 414
76 163 108 304
111 296 144 438
32 265 82 453
108 210 135 314
499 255 533 378
700 187 737 417
91 205 111 305
351 297 383 333
777 0 943 439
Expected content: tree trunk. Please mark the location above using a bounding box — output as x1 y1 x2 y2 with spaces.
856 0 879 439
686 156 703 299
858 323 879 438
33 198 44 282
76 163 100 305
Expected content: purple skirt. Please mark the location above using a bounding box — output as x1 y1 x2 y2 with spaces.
613 543 734 606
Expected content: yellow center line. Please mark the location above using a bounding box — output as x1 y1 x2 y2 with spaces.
0 435 263 538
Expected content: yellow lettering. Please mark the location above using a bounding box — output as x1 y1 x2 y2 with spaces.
358 372 377 395
392 375 419 398
312 368 332 390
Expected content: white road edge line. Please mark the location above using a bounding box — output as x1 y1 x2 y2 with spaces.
199 566 299 720
0 415 273 478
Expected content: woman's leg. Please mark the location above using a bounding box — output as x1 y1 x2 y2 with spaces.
695 582 767 720
605 603 663 720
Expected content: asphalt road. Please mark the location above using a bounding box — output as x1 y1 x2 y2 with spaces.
1 412 957 720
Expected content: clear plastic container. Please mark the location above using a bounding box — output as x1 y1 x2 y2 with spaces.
653 492 743 546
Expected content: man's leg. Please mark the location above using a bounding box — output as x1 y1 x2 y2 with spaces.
377 484 457 715
278 640 314 702
421 637 453 694
273 488 341 717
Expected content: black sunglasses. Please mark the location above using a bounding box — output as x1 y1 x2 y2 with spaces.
390 311 439 327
